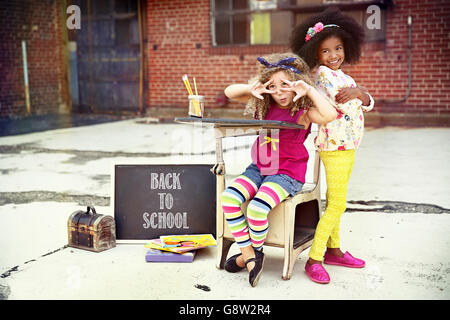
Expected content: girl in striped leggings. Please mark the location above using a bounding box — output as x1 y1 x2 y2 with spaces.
222 53 337 287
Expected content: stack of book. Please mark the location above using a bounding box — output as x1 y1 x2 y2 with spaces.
144 234 217 263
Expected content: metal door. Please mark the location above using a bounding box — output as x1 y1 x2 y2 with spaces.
72 0 144 113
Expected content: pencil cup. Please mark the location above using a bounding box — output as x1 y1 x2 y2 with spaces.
188 95 204 118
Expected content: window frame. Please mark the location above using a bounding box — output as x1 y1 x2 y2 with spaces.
211 0 282 47
210 0 390 47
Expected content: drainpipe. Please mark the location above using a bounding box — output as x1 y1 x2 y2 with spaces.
21 40 31 115
378 15 413 104
68 41 80 107
138 0 144 115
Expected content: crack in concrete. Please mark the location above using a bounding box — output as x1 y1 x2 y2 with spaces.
0 143 217 162
345 200 450 214
0 143 176 165
0 142 248 165
0 191 448 214
0 266 19 279
0 191 110 206
1 246 68 281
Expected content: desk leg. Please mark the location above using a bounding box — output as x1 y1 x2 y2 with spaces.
216 166 225 240
214 136 233 269
216 170 234 269
215 136 225 238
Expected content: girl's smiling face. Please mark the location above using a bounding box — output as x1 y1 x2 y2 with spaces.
266 71 295 108
317 36 345 70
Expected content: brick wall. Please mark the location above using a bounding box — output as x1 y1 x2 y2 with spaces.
1 0 448 122
0 0 68 117
147 0 283 111
345 0 450 115
147 0 450 123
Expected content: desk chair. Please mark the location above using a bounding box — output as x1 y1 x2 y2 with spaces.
216 130 322 280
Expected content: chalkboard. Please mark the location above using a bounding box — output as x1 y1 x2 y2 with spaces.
112 164 216 242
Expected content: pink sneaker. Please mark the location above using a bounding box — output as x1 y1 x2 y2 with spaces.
324 251 365 268
304 263 330 284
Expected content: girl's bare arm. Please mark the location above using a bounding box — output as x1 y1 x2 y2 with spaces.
224 84 252 103
224 80 274 104
305 85 338 125
281 79 337 125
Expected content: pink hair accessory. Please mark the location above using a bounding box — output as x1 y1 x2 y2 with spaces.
314 22 324 32
304 22 340 42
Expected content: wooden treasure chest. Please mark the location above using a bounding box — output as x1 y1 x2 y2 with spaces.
68 206 116 252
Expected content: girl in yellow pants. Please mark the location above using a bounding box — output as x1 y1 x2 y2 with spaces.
290 8 375 284
309 149 355 261
307 149 367 283
306 149 367 284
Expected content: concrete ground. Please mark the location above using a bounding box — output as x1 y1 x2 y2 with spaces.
0 117 449 301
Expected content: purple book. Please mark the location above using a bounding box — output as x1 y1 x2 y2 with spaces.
145 249 196 263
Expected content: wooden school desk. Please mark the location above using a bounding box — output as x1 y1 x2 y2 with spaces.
174 117 321 279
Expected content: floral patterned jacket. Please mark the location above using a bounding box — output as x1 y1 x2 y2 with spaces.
314 65 374 151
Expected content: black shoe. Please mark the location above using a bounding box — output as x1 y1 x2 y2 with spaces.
224 253 245 273
245 249 265 287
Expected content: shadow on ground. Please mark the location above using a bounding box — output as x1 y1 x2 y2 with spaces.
0 113 136 137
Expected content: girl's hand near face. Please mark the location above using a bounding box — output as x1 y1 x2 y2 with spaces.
280 79 312 102
250 79 275 100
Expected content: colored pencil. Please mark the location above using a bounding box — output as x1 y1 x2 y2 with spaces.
193 77 198 95
182 74 193 95
182 74 201 116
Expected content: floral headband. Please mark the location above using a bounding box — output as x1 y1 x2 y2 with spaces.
257 56 302 74
305 22 340 42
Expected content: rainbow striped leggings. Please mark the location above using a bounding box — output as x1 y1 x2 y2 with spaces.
221 175 291 251
309 149 355 261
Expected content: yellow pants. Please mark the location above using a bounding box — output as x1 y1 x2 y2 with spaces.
309 149 355 261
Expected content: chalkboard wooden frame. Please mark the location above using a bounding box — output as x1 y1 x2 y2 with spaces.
111 161 217 243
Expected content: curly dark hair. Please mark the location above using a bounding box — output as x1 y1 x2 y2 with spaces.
289 7 365 69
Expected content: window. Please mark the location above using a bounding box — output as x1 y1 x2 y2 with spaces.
212 0 293 46
211 0 387 47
